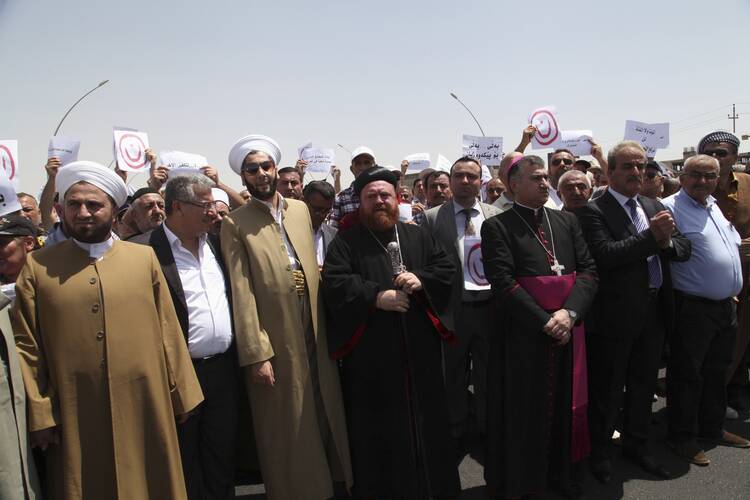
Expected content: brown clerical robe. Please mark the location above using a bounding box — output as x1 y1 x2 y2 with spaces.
12 240 203 500
221 197 353 500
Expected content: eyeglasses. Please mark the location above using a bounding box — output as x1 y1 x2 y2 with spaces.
703 149 730 158
177 199 217 212
645 171 662 179
686 171 719 181
242 161 274 174
551 158 574 166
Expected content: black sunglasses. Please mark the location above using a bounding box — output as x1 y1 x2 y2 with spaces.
703 149 730 158
242 161 274 174
645 171 662 179
552 158 574 166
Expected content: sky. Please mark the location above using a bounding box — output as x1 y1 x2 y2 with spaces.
2 0 750 194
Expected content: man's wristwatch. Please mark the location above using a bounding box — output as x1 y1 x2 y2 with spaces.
566 309 578 323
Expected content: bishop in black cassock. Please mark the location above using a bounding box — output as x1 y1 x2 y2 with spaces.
322 167 460 499
481 155 598 498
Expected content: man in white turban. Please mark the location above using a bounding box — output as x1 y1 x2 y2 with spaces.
221 136 353 499
12 160 203 499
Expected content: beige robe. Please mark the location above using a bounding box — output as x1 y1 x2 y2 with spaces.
1 292 40 500
12 240 203 500
221 197 352 499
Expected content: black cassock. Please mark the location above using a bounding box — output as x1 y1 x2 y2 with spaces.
322 221 460 499
480 205 598 498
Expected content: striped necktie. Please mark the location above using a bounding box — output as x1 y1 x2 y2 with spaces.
625 198 662 289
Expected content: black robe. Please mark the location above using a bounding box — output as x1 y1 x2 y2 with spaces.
322 221 460 499
480 205 598 498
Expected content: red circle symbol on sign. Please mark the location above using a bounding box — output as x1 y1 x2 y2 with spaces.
0 145 16 180
117 134 147 170
466 242 489 286
530 109 559 146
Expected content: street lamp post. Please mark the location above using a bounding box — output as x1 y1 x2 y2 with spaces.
450 92 485 137
53 80 110 136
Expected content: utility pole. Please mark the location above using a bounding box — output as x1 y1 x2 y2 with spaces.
728 103 739 133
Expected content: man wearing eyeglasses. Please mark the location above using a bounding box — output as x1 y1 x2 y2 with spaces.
662 154 749 466
223 135 352 500
698 131 750 418
303 180 337 268
547 149 576 209
578 140 691 484
134 173 240 499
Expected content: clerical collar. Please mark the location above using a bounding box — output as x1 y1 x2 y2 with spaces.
73 235 115 261
513 201 543 216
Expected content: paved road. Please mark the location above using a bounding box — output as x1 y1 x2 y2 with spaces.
236 397 750 499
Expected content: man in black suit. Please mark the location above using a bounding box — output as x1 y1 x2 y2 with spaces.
303 180 337 269
578 140 691 483
134 174 239 500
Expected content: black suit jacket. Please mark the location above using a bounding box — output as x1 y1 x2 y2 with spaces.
135 225 233 342
577 190 691 338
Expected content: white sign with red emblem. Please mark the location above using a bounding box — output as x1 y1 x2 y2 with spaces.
113 128 150 172
464 236 490 290
529 106 561 150
0 140 19 187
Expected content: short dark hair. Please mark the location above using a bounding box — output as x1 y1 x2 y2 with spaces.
449 156 482 176
277 166 301 177
303 180 335 201
551 148 575 158
425 170 449 190
412 177 422 189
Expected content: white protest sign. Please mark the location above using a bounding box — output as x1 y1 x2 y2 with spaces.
113 128 150 172
529 106 560 149
0 140 19 185
555 130 593 156
159 150 207 177
623 120 669 157
434 154 451 173
301 147 335 175
405 153 431 173
398 203 413 222
463 236 490 290
462 135 503 166
298 141 313 159
48 136 80 166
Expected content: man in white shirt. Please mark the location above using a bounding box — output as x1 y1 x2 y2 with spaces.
547 149 575 209
139 173 239 500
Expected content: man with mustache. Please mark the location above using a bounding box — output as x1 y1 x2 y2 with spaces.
322 166 459 498
558 169 593 212
662 154 749 466
578 141 691 484
12 161 203 499
222 135 352 500
122 187 166 240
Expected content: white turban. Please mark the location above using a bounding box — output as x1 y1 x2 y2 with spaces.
211 188 230 208
55 161 129 208
228 135 282 175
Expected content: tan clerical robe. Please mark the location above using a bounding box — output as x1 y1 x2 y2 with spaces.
1 292 40 500
12 240 203 500
221 197 352 500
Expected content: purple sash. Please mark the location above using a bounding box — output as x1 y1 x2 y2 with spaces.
516 273 591 462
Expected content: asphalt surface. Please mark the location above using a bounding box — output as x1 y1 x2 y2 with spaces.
235 385 750 499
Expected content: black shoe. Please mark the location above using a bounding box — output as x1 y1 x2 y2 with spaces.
622 450 671 479
590 459 612 484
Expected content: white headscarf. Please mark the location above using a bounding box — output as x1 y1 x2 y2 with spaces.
55 161 129 208
228 135 282 175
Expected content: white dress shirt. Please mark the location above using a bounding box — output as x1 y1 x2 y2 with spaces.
314 227 325 267
163 224 233 358
548 187 564 209
454 199 486 265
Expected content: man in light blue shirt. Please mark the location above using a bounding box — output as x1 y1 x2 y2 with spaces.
662 154 750 466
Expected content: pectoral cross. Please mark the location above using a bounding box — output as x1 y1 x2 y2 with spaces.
551 259 565 276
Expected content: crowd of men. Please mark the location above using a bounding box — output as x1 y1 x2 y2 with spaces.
1 127 750 500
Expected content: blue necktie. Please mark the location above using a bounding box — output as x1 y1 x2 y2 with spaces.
626 198 662 289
